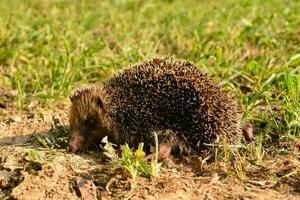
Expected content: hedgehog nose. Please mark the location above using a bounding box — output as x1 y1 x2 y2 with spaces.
68 144 77 153
68 131 83 153
68 141 79 153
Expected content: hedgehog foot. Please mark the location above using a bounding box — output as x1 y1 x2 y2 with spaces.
145 129 190 163
146 142 172 162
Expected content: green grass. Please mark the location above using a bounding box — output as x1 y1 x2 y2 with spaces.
0 0 299 151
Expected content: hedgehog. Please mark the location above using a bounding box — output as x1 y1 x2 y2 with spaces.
68 58 242 157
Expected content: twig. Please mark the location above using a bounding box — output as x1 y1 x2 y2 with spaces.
106 175 119 195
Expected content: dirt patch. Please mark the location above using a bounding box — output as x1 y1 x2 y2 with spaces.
0 92 300 199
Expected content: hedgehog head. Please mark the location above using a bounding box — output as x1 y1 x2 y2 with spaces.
68 84 112 153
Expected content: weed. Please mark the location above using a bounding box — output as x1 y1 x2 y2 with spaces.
101 132 161 179
24 149 44 172
31 116 68 149
25 149 44 164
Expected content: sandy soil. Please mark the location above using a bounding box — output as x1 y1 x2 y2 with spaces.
0 89 300 200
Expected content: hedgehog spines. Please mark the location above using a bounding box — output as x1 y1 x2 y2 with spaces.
68 58 242 155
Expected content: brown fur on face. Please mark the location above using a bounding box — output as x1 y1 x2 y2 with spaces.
68 85 113 153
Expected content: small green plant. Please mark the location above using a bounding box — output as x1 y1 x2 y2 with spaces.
101 132 161 179
234 156 247 180
255 134 264 165
25 149 44 163
31 116 68 149
24 149 45 172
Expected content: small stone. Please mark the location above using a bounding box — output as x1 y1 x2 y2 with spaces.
7 90 18 97
27 100 39 109
11 116 22 123
2 155 24 171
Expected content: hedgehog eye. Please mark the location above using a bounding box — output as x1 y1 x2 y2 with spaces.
84 118 96 129
95 97 103 108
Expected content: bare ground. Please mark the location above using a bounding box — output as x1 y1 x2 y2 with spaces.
1 90 300 200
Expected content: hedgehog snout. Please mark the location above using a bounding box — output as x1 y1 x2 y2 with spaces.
68 141 79 153
68 131 84 153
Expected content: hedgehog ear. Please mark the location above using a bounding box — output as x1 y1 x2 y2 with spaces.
95 97 104 109
69 87 93 103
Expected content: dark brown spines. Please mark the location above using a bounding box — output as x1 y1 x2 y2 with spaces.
102 58 242 154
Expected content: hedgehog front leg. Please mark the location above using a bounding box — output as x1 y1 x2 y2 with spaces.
146 129 189 162
145 143 172 163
